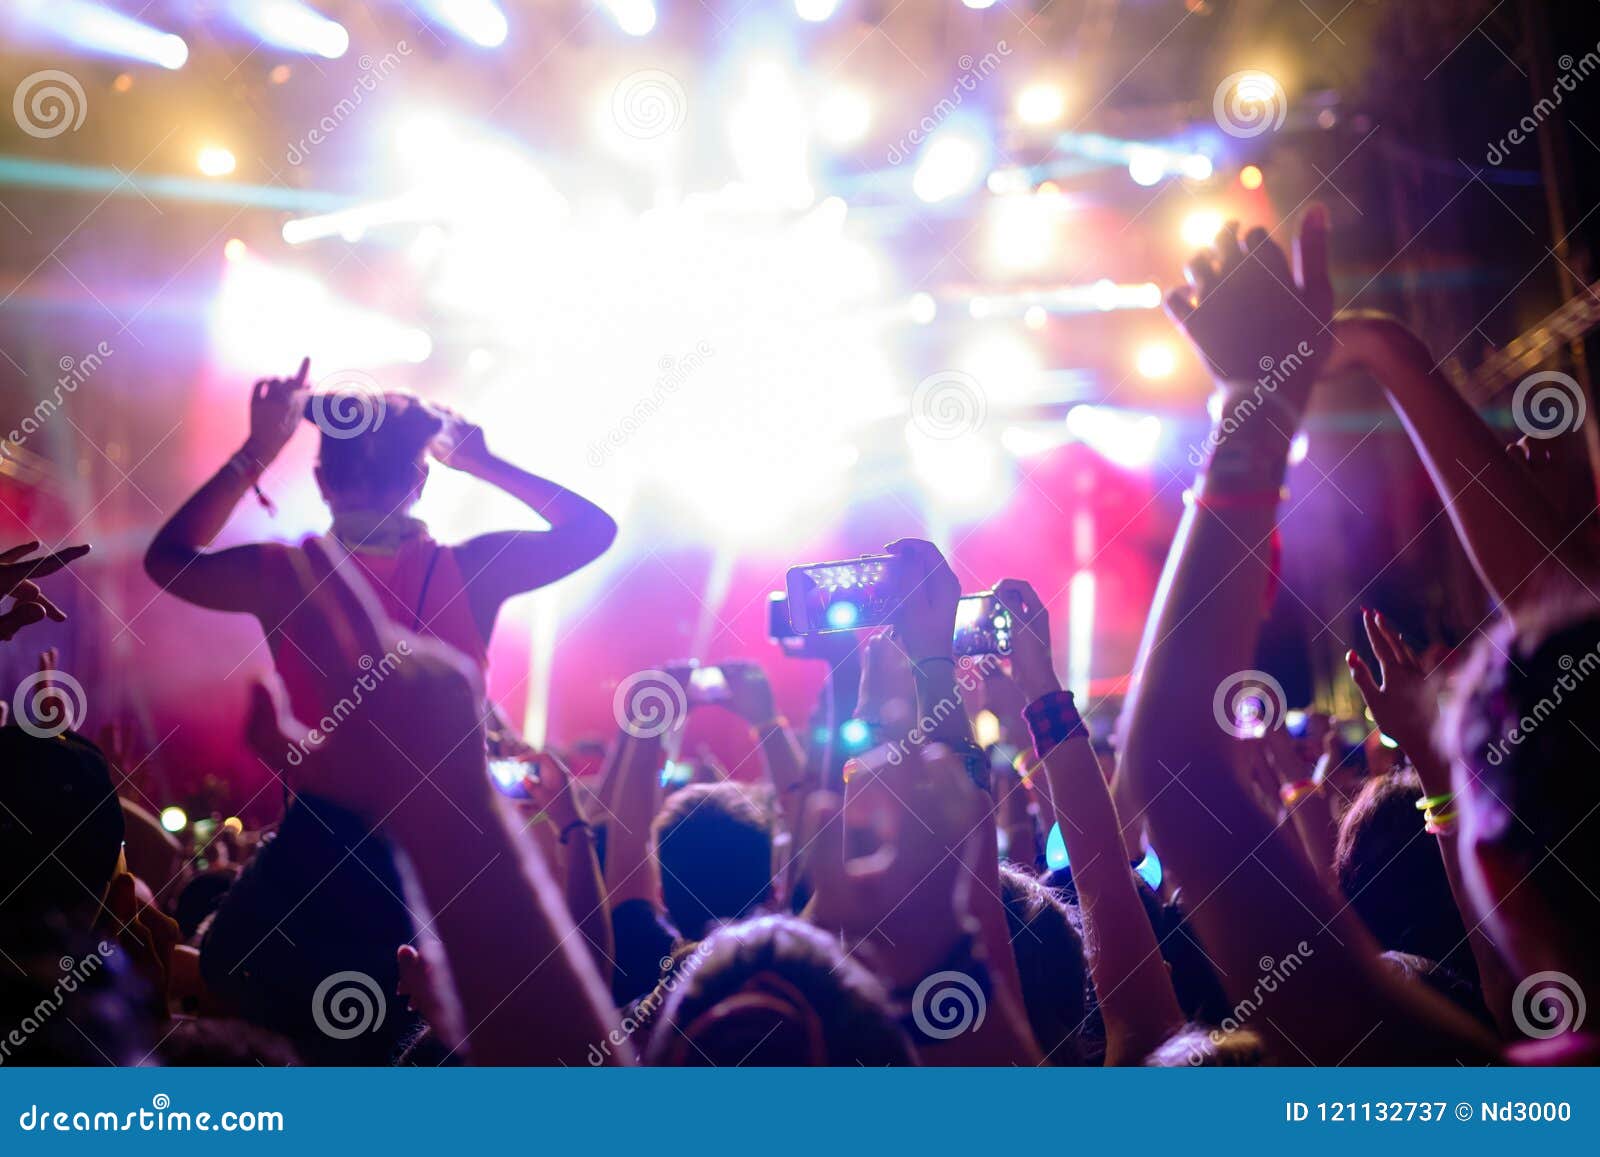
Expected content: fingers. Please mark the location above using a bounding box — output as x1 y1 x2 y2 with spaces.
0 541 40 564
1164 285 1196 326
1294 203 1332 313
1361 609 1399 677
1184 251 1221 298
0 599 46 641
1214 220 1246 268
1244 224 1293 282
799 791 849 897
1346 649 1378 703
11 580 65 622
293 356 311 388
2 543 90 584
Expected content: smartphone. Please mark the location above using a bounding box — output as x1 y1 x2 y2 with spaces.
660 759 694 789
953 593 1013 657
489 756 536 801
767 592 796 642
784 554 900 635
687 666 731 706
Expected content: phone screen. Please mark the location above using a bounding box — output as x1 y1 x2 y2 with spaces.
953 593 1013 657
688 666 730 705
489 757 535 801
785 555 899 634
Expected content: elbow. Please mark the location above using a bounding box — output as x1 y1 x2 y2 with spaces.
576 511 619 566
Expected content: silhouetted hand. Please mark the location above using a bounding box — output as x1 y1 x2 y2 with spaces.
0 540 88 642
244 357 310 464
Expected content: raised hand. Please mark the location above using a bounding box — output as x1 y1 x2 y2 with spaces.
427 403 493 472
1165 207 1332 414
885 538 961 663
244 357 310 464
521 751 588 834
1347 609 1435 764
992 578 1058 701
0 540 87 642
720 660 777 725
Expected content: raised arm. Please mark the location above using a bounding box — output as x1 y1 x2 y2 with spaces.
1121 210 1496 1064
143 362 307 613
994 579 1184 1064
435 409 617 630
1330 316 1598 619
524 752 614 976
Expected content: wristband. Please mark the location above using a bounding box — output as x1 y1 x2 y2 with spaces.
558 819 594 845
226 451 276 515
1022 690 1088 757
1279 778 1318 807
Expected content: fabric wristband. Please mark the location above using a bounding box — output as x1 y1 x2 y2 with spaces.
1022 690 1088 758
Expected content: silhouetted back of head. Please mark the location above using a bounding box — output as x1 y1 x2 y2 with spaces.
0 728 124 922
999 864 1089 1062
647 915 913 1066
653 782 773 940
305 390 443 507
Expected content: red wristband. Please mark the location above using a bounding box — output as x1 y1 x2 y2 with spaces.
1022 690 1088 758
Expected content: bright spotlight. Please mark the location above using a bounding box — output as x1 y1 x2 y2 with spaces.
1239 164 1264 190
1180 208 1227 250
1182 153 1214 180
1066 404 1163 470
795 0 840 19
839 718 871 747
1016 83 1065 126
1135 341 1178 380
605 0 657 36
197 146 236 177
988 193 1059 273
14 1 191 69
422 0 509 47
913 133 986 204
908 292 937 325
226 1 349 59
963 0 1000 8
1127 148 1165 187
223 238 248 262
816 87 872 147
160 806 189 833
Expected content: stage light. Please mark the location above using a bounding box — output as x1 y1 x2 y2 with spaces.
1045 822 1069 871
11 1 191 69
1239 163 1264 190
913 133 985 204
160 806 189 833
908 292 937 325
1001 424 1069 459
1016 82 1065 126
1067 569 1094 699
795 0 840 20
421 0 509 47
1127 148 1165 187
605 0 656 36
1024 305 1047 330
907 425 1006 516
988 193 1058 273
197 146 236 178
226 1 349 59
223 816 244 834
269 64 293 84
816 87 872 147
839 718 871 748
112 73 134 93
1066 404 1162 470
729 61 814 207
1182 153 1214 180
1135 340 1178 380
973 710 1001 749
963 0 1001 9
223 238 247 262
1289 430 1309 465
1180 208 1226 249
958 331 1041 406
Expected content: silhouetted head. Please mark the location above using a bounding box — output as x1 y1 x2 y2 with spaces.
304 390 443 515
653 783 773 940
